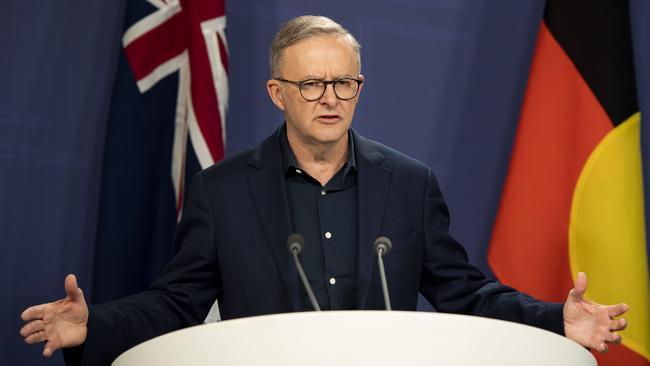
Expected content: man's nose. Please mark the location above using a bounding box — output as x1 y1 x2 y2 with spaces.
319 83 338 106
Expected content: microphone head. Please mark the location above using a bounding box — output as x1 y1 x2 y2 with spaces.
373 236 392 255
287 233 305 255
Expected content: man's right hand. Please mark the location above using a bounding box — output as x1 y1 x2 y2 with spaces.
20 274 89 357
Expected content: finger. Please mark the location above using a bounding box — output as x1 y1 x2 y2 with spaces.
573 272 587 298
19 319 44 337
21 305 45 321
606 332 622 344
610 318 627 331
64 274 82 300
43 340 57 357
607 303 629 318
596 342 608 353
24 330 48 345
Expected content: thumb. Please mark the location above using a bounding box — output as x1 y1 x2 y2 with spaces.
64 274 82 301
572 272 588 299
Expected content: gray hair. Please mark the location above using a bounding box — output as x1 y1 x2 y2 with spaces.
269 15 361 77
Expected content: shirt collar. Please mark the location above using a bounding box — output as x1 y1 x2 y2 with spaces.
280 123 357 175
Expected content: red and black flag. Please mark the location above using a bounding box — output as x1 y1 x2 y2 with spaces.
488 0 649 364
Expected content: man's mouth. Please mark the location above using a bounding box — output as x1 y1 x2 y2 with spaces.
317 114 341 121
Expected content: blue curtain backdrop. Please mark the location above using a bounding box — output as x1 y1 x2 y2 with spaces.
631 0 650 271
2 1 648 365
1 1 127 365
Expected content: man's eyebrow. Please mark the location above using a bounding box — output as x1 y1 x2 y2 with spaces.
299 74 356 80
300 74 325 80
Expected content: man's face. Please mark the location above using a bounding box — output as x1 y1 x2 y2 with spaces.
267 35 363 148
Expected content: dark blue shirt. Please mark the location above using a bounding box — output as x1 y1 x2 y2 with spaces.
281 126 358 310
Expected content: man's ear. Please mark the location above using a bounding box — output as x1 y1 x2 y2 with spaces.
266 79 285 111
356 74 365 98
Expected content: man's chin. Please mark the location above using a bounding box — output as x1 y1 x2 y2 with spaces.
312 126 350 144
288 121 351 147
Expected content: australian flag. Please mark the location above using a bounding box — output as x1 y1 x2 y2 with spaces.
92 0 228 303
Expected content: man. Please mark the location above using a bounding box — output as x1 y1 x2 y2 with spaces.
20 15 628 365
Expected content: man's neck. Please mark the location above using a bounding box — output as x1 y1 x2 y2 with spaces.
287 131 349 187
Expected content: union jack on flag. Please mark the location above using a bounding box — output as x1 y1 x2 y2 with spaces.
92 0 228 302
123 0 228 216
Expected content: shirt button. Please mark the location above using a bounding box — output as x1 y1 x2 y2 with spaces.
320 190 326 196
324 231 332 239
329 277 336 285
295 168 302 174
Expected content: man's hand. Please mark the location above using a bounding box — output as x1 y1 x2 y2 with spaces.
563 272 628 353
20 274 89 357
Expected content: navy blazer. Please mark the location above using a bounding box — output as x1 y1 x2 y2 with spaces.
68 128 563 365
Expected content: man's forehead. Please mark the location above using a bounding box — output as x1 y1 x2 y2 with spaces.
285 34 354 53
279 35 359 76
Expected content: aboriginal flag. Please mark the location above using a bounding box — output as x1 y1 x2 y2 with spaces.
487 0 649 364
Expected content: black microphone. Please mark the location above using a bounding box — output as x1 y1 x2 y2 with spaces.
287 233 321 311
373 236 392 311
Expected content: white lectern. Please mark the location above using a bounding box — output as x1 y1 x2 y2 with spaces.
112 311 595 366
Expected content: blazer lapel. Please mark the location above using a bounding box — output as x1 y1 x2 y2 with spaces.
246 131 300 311
354 131 391 309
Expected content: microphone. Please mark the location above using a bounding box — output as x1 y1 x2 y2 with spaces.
287 233 321 311
373 236 392 311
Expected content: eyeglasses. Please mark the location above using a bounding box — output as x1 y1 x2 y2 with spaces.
274 77 363 101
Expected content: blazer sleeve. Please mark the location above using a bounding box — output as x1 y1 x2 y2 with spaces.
64 172 222 366
418 168 565 335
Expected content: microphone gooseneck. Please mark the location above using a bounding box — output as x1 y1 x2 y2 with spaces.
286 233 321 311
373 236 393 311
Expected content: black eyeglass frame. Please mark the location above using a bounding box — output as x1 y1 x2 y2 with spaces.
274 77 363 101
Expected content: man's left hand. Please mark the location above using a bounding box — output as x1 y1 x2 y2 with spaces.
563 272 628 352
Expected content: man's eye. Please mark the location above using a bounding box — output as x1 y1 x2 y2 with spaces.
302 81 323 88
336 79 354 88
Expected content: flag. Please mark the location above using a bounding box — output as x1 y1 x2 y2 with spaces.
487 0 649 364
92 0 228 302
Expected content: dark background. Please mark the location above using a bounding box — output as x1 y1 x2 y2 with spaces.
1 1 648 365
